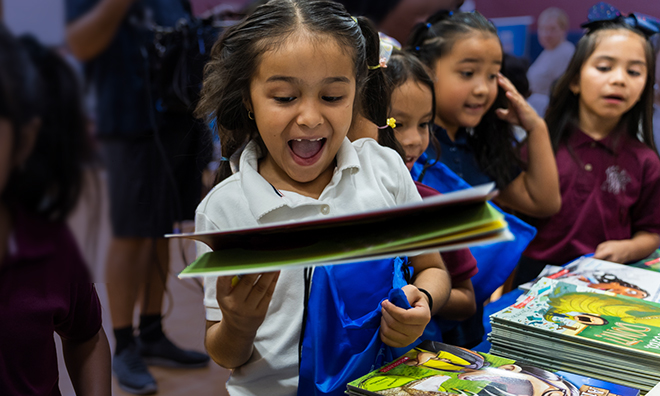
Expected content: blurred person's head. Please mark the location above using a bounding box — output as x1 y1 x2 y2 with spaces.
537 7 569 50
0 24 92 221
336 0 465 45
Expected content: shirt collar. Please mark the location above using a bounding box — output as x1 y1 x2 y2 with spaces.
434 125 469 146
238 137 360 221
569 126 627 155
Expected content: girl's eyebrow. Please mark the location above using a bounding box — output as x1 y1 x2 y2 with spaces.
458 58 502 65
265 75 351 84
593 55 646 66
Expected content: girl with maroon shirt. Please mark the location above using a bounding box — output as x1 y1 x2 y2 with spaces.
0 26 111 395
516 10 660 286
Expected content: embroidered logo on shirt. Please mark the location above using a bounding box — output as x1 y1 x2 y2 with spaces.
601 165 631 195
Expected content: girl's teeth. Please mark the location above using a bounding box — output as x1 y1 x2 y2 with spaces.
293 138 324 142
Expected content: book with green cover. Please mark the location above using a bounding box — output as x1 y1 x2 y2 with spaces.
346 340 640 396
489 278 660 391
169 183 512 278
492 278 660 356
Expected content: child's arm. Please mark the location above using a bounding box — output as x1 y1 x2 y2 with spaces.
493 74 561 218
435 279 476 321
594 231 660 263
61 327 111 396
205 272 279 369
380 252 451 348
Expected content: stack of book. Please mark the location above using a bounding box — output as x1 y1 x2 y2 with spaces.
489 277 660 392
167 184 512 277
346 339 640 396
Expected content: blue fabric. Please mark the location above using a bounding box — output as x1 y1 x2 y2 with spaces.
411 153 536 304
433 127 494 187
298 257 440 396
66 0 191 136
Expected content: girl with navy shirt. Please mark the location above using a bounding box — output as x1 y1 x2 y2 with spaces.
407 10 561 218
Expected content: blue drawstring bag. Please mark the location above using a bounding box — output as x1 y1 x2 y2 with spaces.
298 257 441 395
411 153 536 304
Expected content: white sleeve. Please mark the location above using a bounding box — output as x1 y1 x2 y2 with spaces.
394 153 423 206
195 210 224 321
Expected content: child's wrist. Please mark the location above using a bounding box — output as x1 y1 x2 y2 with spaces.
416 287 433 315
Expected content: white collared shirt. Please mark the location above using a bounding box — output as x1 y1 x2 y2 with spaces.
196 137 420 396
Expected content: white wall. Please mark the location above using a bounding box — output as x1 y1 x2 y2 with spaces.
4 0 65 46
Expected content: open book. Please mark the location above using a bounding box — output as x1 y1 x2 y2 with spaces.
168 183 512 278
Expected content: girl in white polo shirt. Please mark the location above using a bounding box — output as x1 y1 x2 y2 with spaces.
193 1 452 395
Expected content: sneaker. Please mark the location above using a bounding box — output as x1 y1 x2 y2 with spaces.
138 335 210 369
112 344 158 395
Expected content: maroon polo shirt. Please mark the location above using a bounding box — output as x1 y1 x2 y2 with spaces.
0 206 102 395
524 128 660 265
414 181 479 283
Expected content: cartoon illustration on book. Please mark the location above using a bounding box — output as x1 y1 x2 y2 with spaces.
545 292 660 329
520 257 660 301
347 341 635 396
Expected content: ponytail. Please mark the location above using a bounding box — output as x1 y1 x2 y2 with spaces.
355 16 405 159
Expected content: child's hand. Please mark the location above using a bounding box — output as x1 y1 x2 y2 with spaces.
594 240 631 263
495 73 543 133
214 272 280 335
379 285 431 348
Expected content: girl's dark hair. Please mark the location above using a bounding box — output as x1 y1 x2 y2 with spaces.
546 23 656 153
407 10 522 188
196 0 385 183
1 25 93 221
382 49 439 168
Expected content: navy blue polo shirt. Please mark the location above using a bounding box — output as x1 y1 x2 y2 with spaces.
66 0 190 137
432 126 494 187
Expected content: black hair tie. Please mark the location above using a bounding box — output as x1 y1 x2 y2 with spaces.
417 287 433 315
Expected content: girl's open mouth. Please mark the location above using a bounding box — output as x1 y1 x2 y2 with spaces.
289 138 327 165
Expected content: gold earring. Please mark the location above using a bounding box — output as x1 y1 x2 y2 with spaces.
248 110 254 120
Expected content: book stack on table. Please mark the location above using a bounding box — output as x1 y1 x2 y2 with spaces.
345 339 641 396
489 277 660 393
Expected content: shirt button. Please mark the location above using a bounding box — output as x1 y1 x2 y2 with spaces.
450 147 457 152
453 158 460 163
590 142 596 148
320 205 330 215
585 164 593 171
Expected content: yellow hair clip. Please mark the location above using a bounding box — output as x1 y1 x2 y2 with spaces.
378 117 397 129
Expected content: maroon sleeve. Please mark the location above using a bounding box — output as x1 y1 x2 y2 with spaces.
440 248 478 284
414 181 442 198
631 149 660 236
54 227 103 342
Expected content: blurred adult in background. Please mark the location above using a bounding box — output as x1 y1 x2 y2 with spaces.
334 0 465 46
65 0 210 394
652 34 660 154
527 7 575 117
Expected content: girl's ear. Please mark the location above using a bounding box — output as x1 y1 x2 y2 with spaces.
14 117 40 169
569 78 580 95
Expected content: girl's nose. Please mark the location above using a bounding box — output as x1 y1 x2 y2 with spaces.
296 99 323 129
400 128 421 148
610 67 627 86
473 77 490 96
